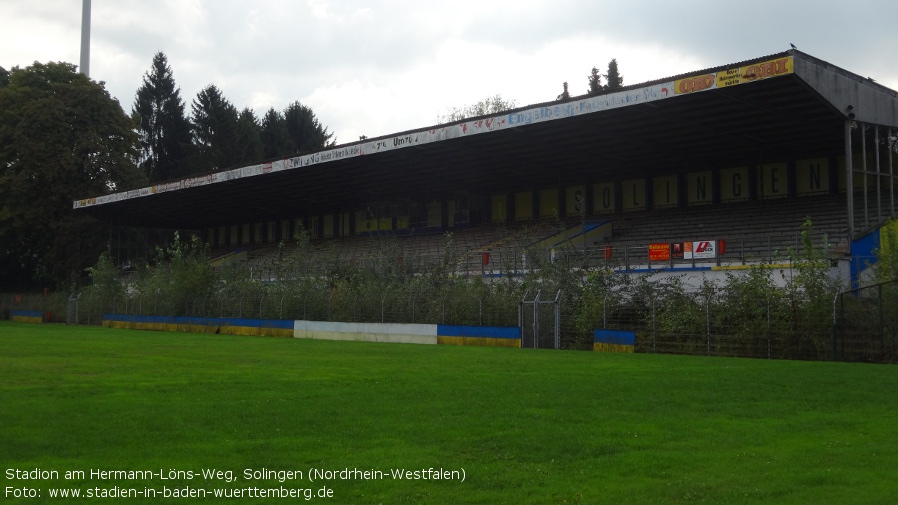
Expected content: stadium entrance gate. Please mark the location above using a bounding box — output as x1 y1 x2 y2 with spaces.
519 290 561 349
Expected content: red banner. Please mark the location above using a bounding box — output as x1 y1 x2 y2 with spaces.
648 243 671 261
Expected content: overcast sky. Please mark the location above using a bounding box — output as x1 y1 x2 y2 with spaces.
2 1 897 144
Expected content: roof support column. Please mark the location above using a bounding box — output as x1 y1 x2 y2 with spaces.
862 125 869 231
845 119 854 247
890 128 895 217
875 126 882 225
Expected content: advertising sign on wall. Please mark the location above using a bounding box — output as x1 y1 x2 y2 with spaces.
648 243 671 261
671 242 686 259
675 57 793 95
684 240 717 259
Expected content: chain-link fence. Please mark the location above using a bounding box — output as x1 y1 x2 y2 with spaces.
2 282 521 329
1 292 70 324
835 279 898 363
563 285 837 360
6 272 894 364
520 290 561 349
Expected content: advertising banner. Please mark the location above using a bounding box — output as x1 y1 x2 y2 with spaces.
648 243 671 261
675 56 793 95
671 242 685 259
684 240 717 259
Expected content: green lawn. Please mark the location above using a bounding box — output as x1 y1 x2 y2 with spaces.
1 321 897 504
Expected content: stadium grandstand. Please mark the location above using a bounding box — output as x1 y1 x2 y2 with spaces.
74 49 898 286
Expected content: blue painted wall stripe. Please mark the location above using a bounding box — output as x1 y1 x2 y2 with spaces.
594 329 636 346
12 310 42 318
437 325 521 339
102 314 293 329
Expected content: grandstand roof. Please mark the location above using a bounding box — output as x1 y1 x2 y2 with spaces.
75 49 898 229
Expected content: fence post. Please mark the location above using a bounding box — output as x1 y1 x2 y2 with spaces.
876 284 885 358
533 290 542 349
767 296 772 360
87 292 94 326
603 291 610 329
706 295 711 357
554 290 561 350
831 291 840 361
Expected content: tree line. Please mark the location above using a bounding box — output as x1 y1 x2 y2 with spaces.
0 53 332 288
558 58 623 102
441 59 625 122
0 52 623 289
134 52 333 183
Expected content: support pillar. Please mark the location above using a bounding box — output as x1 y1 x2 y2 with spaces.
845 120 855 249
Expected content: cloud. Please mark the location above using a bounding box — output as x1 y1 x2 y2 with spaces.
3 0 898 144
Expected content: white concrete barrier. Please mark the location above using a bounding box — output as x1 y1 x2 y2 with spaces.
293 320 438 345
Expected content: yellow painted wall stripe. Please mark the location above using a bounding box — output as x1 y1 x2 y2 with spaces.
437 336 521 348
593 343 635 353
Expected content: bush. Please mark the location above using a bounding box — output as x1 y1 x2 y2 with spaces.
78 219 843 359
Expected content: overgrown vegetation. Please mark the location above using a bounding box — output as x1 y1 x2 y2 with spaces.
833 218 898 363
76 220 844 359
874 218 898 282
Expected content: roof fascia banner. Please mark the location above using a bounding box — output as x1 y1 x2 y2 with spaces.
674 56 793 95
74 57 793 211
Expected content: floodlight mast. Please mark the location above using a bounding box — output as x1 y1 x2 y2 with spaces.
79 0 91 77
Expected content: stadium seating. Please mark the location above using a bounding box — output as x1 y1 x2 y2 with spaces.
213 191 895 276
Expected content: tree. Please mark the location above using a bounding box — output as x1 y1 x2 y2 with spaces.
436 94 518 123
132 52 193 182
0 62 146 287
605 58 623 91
587 67 603 96
258 103 333 158
556 82 572 102
284 101 333 154
235 107 263 165
0 66 9 88
190 84 240 172
260 107 291 159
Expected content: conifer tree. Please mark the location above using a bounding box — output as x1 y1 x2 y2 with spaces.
557 82 572 102
191 84 240 172
587 67 603 96
605 58 623 91
132 52 193 182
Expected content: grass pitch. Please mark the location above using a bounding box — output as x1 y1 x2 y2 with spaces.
1 321 897 504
